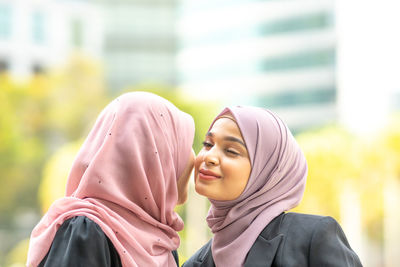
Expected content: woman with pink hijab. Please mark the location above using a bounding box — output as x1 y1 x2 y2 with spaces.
183 106 362 267
27 92 195 267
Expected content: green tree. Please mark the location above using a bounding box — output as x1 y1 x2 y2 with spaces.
39 141 82 213
0 54 109 265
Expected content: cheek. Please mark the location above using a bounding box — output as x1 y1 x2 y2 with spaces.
240 163 251 180
225 159 251 187
194 152 203 171
238 162 252 190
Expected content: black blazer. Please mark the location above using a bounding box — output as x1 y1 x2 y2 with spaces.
39 216 179 267
183 212 362 267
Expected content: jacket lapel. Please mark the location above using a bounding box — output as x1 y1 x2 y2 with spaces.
188 239 215 267
243 234 283 267
193 236 282 267
187 213 286 267
243 213 285 267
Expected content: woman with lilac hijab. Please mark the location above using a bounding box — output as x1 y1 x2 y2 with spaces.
183 106 362 267
27 92 195 267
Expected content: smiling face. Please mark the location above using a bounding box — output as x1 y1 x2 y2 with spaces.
194 115 252 201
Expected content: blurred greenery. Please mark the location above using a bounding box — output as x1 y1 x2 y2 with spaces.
294 117 400 242
4 238 28 267
0 55 109 266
0 73 45 223
39 140 82 213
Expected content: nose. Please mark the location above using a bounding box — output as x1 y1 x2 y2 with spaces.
203 147 219 166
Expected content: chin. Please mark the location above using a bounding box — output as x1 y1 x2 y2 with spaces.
194 182 211 198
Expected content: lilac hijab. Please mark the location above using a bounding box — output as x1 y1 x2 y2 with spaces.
206 106 308 267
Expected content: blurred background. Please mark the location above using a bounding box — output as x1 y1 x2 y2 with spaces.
0 0 399 266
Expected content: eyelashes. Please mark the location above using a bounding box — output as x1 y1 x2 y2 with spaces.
202 141 240 156
202 141 212 148
226 149 239 155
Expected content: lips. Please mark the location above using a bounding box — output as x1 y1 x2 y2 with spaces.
198 169 221 180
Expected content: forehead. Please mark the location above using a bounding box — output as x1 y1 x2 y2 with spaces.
210 117 242 138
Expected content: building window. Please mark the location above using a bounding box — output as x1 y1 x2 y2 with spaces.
259 12 333 36
259 49 335 72
257 87 336 108
0 4 12 39
182 12 333 47
32 11 45 44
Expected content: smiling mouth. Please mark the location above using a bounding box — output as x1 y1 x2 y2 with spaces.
198 169 221 180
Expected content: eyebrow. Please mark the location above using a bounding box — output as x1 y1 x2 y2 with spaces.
206 132 246 147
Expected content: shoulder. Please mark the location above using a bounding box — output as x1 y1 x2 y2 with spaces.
58 216 104 236
279 212 345 244
280 213 362 266
284 212 331 223
39 216 122 267
282 212 338 233
52 216 112 247
260 212 332 239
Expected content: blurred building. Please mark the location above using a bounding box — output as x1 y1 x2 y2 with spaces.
0 0 178 91
0 0 103 79
177 0 336 132
97 0 178 91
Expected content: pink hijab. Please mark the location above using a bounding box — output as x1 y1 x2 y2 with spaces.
27 92 195 267
206 106 307 267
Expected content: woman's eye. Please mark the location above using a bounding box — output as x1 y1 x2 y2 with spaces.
202 141 213 148
226 149 239 155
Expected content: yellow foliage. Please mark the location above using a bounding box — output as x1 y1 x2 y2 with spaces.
291 120 400 241
45 55 109 140
39 141 82 214
293 126 360 219
4 238 29 267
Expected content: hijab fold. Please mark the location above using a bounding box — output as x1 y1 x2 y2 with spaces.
206 106 307 267
27 92 195 267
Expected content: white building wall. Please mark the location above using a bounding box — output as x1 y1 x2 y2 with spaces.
0 0 103 79
336 0 400 135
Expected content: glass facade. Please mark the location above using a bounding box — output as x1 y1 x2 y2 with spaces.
178 0 336 130
0 4 11 39
101 1 177 91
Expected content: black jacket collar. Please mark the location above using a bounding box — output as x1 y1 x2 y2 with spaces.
243 213 284 267
187 213 286 267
